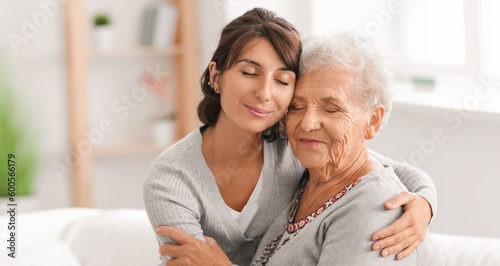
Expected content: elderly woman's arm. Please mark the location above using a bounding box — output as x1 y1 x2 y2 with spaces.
316 172 442 266
367 149 436 260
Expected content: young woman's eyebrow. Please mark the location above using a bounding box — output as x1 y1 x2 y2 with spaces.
237 58 290 72
237 58 261 67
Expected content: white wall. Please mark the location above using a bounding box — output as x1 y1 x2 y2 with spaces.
368 103 500 238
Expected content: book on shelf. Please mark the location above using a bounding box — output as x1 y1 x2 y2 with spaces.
140 3 178 48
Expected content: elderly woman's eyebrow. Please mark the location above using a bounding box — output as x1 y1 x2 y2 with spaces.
321 97 346 109
320 97 341 104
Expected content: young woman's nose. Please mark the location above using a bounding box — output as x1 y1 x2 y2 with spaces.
255 76 272 103
300 108 321 132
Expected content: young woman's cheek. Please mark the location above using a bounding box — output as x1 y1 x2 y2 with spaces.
279 88 295 114
285 112 299 144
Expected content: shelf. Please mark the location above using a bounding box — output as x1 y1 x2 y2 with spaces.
93 140 172 156
89 45 184 58
65 0 199 207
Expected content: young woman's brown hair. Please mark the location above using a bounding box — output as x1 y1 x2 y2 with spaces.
197 7 302 141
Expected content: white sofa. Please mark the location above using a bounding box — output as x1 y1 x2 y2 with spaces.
1 208 499 266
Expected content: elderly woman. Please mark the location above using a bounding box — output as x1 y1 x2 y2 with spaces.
251 31 444 265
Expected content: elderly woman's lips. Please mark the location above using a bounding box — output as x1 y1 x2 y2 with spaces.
298 138 323 145
245 105 271 118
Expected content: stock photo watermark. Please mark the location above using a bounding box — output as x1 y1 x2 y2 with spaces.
213 139 261 188
398 75 499 166
7 0 70 53
5 154 18 259
212 0 243 23
355 0 403 38
50 65 168 182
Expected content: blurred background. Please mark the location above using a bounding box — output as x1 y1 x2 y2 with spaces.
0 0 498 239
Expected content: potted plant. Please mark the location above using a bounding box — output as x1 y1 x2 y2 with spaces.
93 13 114 51
0 60 37 199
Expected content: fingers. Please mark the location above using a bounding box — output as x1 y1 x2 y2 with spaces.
372 212 411 241
395 240 422 260
205 236 217 245
372 226 414 255
203 236 219 250
384 191 415 210
156 226 193 245
166 258 179 266
380 232 417 258
159 244 180 257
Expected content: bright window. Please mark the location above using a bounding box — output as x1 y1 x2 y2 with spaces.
402 0 466 67
310 0 498 79
479 0 500 78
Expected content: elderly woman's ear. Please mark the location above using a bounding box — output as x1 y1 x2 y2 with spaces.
365 105 385 140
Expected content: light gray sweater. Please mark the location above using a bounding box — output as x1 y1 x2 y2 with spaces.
252 167 444 265
143 126 437 266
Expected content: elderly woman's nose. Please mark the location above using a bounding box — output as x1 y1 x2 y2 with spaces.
300 108 321 131
255 77 272 103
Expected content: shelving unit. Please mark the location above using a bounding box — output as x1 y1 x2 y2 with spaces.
63 0 200 207
89 45 184 58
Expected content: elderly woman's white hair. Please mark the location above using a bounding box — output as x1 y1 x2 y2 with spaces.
300 30 395 127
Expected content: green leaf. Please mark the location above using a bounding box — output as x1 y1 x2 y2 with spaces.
0 56 37 197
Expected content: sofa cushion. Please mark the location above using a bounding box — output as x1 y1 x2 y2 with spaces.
432 233 500 266
61 209 160 266
0 239 80 266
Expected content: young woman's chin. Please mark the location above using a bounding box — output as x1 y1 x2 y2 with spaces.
234 112 283 134
219 108 284 135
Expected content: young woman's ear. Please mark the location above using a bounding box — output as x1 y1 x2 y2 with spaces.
365 105 385 140
208 61 220 91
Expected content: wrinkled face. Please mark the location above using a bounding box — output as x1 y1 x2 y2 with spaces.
215 38 296 133
286 68 369 171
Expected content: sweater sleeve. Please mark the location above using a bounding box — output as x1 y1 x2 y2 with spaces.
368 149 437 217
317 177 416 266
143 163 204 261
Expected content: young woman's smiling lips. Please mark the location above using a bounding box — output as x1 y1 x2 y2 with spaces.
298 138 324 146
245 104 272 118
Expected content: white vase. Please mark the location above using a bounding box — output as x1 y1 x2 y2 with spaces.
152 120 175 147
94 25 114 51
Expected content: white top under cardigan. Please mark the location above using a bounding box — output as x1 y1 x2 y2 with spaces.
143 126 438 266
226 168 264 233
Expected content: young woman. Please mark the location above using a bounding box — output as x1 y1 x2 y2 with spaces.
145 8 436 266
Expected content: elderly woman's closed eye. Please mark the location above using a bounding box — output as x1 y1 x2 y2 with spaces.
252 31 443 266
286 69 384 185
